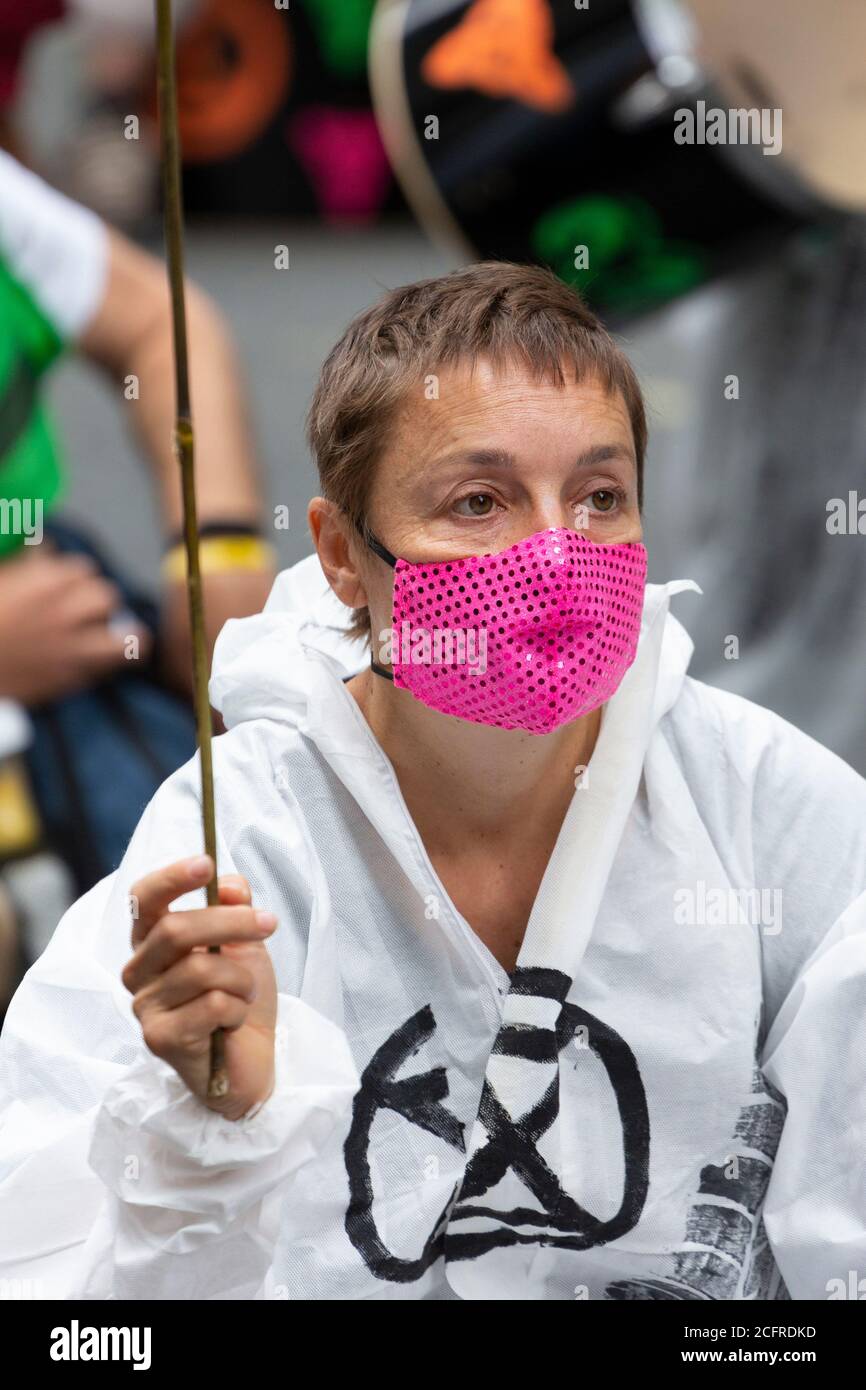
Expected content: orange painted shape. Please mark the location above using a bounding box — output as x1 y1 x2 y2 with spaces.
422 0 574 114
174 0 292 164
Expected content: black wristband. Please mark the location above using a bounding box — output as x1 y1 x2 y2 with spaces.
163 520 263 553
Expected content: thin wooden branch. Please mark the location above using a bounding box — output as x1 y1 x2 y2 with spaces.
154 0 228 1099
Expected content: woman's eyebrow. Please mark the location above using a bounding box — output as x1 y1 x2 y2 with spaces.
434 443 635 471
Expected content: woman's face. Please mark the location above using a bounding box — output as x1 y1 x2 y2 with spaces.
356 357 642 639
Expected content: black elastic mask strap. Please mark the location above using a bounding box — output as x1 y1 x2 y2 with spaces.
363 526 398 569
351 516 397 680
349 513 398 568
370 659 394 682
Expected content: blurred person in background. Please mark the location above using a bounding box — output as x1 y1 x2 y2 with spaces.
0 0 202 226
0 1 64 156
0 149 275 1018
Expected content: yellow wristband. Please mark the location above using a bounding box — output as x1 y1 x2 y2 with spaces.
0 758 41 857
161 535 277 582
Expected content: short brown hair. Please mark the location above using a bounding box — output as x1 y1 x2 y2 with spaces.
307 260 647 640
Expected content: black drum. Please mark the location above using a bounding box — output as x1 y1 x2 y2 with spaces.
370 0 836 318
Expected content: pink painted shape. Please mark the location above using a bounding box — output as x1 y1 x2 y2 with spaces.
287 106 391 222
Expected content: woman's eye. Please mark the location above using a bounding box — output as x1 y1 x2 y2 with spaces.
588 490 618 513
454 493 496 517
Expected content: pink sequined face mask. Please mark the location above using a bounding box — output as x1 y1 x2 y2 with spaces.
363 524 648 735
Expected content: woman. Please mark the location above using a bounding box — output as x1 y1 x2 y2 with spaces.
1 262 864 1301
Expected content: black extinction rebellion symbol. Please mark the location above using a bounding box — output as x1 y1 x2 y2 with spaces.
344 967 650 1282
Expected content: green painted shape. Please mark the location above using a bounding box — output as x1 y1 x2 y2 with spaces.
298 0 376 76
532 193 707 314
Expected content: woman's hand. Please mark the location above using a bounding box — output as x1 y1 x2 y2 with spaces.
122 855 278 1121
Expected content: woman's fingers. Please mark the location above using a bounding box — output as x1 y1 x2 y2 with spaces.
217 874 252 907
128 859 254 944
122 857 278 1111
133 948 258 1014
129 855 215 943
139 989 249 1063
123 904 276 993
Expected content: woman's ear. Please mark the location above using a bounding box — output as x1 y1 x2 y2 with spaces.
308 498 368 610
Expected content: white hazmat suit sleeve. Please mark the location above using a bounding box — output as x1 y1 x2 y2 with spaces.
760 889 866 1302
668 681 866 1301
0 759 359 1300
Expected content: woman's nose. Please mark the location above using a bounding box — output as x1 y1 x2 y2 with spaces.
508 501 641 546
516 502 583 537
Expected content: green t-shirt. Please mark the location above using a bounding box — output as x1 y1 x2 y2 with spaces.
0 259 65 555
0 152 108 558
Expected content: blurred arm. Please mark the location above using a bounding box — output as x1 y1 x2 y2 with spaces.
78 228 276 685
78 227 263 536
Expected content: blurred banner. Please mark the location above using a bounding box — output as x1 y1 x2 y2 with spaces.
162 0 399 222
2 0 402 226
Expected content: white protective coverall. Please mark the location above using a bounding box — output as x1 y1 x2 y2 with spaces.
0 554 865 1302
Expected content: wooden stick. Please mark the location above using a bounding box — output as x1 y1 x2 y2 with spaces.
154 0 228 1099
